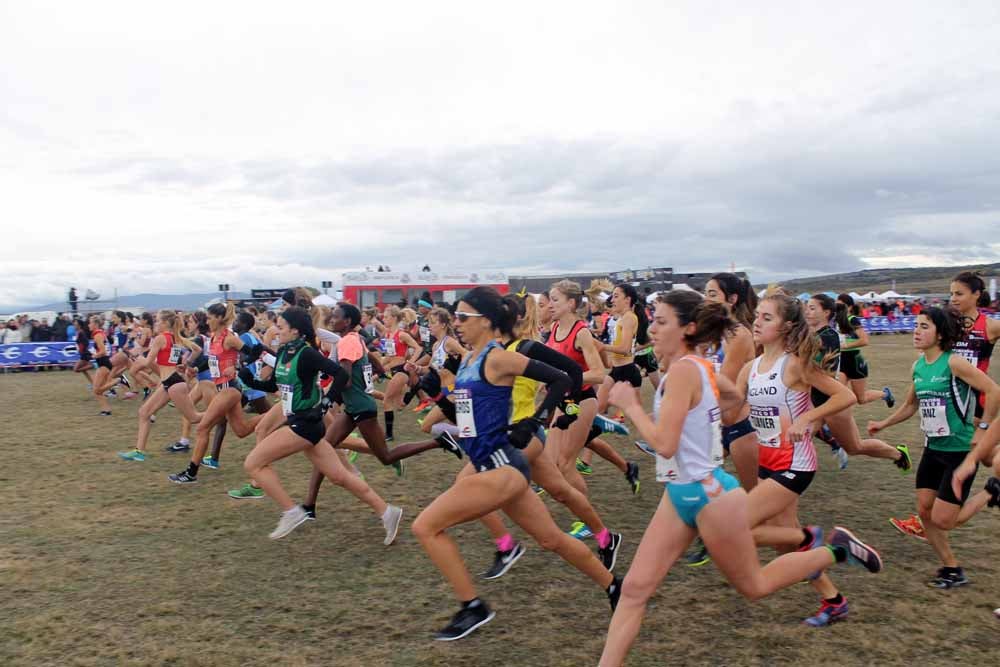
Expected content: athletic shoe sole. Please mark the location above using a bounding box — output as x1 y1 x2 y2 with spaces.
383 506 403 546
228 492 265 499
434 611 496 641
269 513 310 540
888 517 927 542
482 544 526 580
832 526 883 573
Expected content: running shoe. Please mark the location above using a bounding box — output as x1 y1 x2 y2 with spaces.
684 538 711 567
304 505 316 520
987 477 1000 508
105 389 118 398
382 505 403 545
412 399 433 413
928 567 969 589
391 460 404 477
568 521 593 539
347 450 359 464
117 448 146 462
894 445 912 473
595 413 629 436
201 456 219 470
625 461 640 495
168 470 198 484
98 411 112 417
481 542 526 580
435 432 463 459
165 440 191 453
228 483 264 499
834 446 849 471
889 514 926 541
531 483 546 496
435 601 495 641
120 391 138 400
633 440 657 457
830 526 883 573
149 414 156 423
803 598 850 627
269 505 309 539
576 459 593 476
607 575 622 611
798 525 825 552
598 532 623 571
882 387 895 408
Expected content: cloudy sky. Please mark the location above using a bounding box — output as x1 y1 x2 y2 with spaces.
2 1 999 309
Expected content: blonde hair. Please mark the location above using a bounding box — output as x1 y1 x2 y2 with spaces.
384 305 402 325
158 309 198 350
428 307 453 335
761 294 824 370
513 294 540 341
311 305 331 332
550 279 587 317
400 307 417 327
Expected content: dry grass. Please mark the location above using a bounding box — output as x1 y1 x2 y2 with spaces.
2 335 998 666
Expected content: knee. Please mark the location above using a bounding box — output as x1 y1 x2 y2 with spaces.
546 483 571 505
930 510 957 531
410 513 435 542
619 571 657 606
534 530 562 552
243 457 260 477
916 504 933 522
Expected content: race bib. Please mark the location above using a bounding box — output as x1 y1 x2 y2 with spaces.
919 397 950 437
708 406 724 466
362 363 375 393
655 453 679 482
168 345 184 364
278 383 294 416
838 334 847 346
454 388 477 437
381 338 395 356
750 406 782 447
954 348 979 367
419 325 431 344
208 355 220 379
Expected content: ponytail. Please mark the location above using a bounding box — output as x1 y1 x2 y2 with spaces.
953 271 990 308
158 309 198 351
207 302 236 327
658 290 736 350
709 272 757 329
616 282 650 345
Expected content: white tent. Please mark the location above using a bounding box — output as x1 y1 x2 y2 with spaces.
858 291 879 301
313 293 337 306
878 290 902 299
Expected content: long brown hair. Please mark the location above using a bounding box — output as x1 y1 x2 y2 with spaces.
762 294 823 369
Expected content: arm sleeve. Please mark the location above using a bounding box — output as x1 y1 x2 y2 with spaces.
516 340 583 396
299 346 349 392
520 359 572 423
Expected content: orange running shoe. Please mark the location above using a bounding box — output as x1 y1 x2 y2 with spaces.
889 514 927 542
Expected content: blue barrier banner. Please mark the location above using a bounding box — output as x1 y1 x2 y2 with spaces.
0 342 82 366
857 312 1000 333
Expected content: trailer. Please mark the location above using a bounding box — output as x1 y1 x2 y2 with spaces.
342 270 509 309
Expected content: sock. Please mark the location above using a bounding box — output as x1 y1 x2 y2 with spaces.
798 529 813 549
462 598 482 610
384 410 394 438
186 461 200 477
827 544 847 563
179 437 190 446
495 533 515 552
941 566 961 575
596 528 611 549
303 503 316 514
824 593 845 605
588 424 601 442
606 576 621 594
403 389 416 406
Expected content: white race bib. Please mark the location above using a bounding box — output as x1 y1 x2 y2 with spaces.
454 388 477 437
708 406 724 466
168 345 184 365
381 338 395 356
919 397 950 437
955 348 979 367
655 453 679 482
208 355 220 379
278 383 294 416
419 325 431 343
362 363 375 393
750 405 782 447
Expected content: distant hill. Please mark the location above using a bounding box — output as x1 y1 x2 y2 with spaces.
18 292 252 314
757 262 1000 296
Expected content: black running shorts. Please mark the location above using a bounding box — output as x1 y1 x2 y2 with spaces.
916 447 978 506
610 363 643 388
758 467 815 496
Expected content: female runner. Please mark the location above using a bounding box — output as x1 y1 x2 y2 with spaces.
378 305 422 441
599 290 883 666
88 315 114 415
835 294 895 406
410 287 622 641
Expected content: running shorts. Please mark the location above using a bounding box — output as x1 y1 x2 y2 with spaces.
758 467 815 495
916 447 978 506
162 372 185 390
839 352 868 380
473 444 531 483
610 363 643 388
721 417 755 453
666 468 740 528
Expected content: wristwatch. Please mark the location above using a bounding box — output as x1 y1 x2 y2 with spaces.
978 421 991 430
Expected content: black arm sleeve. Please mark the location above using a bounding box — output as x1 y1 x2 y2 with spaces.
240 366 278 393
299 346 349 393
520 359 571 423
515 340 583 396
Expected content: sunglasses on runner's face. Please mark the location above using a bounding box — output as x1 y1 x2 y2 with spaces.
455 312 485 323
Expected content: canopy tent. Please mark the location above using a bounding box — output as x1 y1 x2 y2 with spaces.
796 292 810 301
267 298 284 311
312 293 337 306
203 297 224 308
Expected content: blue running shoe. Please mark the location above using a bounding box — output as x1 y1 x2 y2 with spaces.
633 440 657 457
595 414 629 436
117 449 146 462
800 526 824 580
201 456 219 470
568 521 593 539
882 386 895 408
803 598 849 627
831 526 883 573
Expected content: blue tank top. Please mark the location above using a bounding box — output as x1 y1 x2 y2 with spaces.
454 341 513 466
238 332 266 400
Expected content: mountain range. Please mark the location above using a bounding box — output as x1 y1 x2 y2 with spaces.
758 262 1000 296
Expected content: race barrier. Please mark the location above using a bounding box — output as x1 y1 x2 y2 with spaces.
858 312 1000 334
0 341 115 368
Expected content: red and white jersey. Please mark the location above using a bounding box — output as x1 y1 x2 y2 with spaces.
747 354 817 472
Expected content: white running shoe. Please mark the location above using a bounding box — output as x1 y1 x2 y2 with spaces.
383 505 403 545
269 505 309 540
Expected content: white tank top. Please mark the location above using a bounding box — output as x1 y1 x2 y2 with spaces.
747 354 817 472
431 335 450 370
653 356 724 484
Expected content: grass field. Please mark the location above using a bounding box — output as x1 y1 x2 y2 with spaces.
2 336 999 666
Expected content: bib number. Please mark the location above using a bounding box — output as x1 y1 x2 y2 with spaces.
362 363 375 393
655 454 679 482
208 355 220 379
278 383 294 416
709 406 724 466
919 397 951 437
750 406 782 447
168 345 184 364
454 389 477 437
955 348 979 367
381 338 395 356
419 325 431 344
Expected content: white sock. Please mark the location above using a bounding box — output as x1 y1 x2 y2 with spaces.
179 437 190 445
